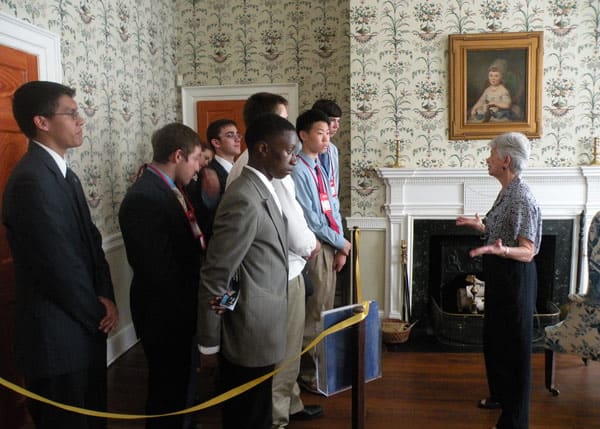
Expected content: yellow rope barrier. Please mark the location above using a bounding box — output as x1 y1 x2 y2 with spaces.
0 301 370 420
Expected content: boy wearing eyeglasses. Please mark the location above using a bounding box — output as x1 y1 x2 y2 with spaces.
187 118 242 243
3 80 118 429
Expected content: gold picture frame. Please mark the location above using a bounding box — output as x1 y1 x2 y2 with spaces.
448 31 543 140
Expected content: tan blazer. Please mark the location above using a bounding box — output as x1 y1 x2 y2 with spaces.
198 168 288 367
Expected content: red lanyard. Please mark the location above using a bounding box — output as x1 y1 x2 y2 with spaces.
146 164 206 249
300 157 339 234
325 147 337 198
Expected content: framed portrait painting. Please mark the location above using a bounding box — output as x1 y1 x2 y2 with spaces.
448 32 543 140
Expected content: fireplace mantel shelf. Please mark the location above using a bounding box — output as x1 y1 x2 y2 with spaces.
374 167 598 319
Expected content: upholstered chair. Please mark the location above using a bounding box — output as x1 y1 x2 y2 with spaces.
544 211 600 396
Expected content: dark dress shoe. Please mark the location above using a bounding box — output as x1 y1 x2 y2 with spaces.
290 405 324 420
298 377 321 395
477 397 501 409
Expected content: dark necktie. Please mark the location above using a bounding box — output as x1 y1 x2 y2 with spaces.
66 168 83 212
65 167 77 187
66 167 91 227
65 168 95 262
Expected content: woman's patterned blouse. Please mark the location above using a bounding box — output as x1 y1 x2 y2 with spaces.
484 175 542 254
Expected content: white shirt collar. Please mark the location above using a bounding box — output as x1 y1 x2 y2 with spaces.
214 155 233 173
244 165 282 215
34 140 67 178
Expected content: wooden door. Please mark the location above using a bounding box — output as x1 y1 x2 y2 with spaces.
0 44 38 429
197 99 246 154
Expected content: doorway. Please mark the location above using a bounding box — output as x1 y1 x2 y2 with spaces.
181 83 299 135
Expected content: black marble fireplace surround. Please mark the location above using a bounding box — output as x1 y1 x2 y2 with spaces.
411 219 574 336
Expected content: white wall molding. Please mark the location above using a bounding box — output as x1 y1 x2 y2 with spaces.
0 12 62 82
376 167 597 318
345 216 386 230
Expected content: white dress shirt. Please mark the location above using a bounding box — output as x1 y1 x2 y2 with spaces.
227 150 317 280
34 140 67 177
214 155 233 174
225 149 248 189
272 175 317 280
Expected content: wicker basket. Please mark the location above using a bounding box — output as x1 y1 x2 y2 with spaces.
381 318 416 344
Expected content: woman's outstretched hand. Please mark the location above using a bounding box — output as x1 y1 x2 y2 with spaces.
469 238 504 258
456 213 485 233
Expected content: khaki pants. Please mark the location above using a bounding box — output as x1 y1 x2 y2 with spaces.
271 274 306 428
300 243 336 383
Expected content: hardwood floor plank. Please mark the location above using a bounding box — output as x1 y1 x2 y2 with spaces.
100 344 600 429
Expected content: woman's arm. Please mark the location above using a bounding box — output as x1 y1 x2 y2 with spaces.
469 236 535 262
456 213 485 233
504 236 536 262
470 91 487 118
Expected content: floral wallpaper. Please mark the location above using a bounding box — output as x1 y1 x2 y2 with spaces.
0 0 180 235
2 0 600 232
0 0 351 235
349 0 600 217
174 0 352 213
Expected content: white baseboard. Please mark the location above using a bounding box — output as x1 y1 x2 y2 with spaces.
345 216 386 230
107 323 138 366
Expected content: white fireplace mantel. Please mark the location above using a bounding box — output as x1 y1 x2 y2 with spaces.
375 167 600 319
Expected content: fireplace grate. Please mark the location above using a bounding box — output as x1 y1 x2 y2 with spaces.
431 298 560 346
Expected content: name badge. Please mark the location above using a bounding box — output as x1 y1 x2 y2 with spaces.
320 192 331 212
329 176 337 198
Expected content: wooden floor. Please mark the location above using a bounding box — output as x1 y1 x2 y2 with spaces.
102 342 600 429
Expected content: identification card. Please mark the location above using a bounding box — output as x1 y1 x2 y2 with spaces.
320 193 331 212
219 270 240 311
219 290 239 311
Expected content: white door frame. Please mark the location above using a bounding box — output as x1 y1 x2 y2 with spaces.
181 83 299 131
0 11 62 82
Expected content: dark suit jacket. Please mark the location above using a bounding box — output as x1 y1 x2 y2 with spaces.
186 159 228 242
198 168 288 367
119 169 202 344
211 159 229 191
2 142 114 379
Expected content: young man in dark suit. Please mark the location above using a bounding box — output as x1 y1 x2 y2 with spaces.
119 123 207 429
198 113 298 429
186 118 241 243
2 80 118 429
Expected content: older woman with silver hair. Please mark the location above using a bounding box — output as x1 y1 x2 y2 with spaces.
457 132 542 429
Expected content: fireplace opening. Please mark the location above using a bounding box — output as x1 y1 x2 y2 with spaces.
411 219 572 344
